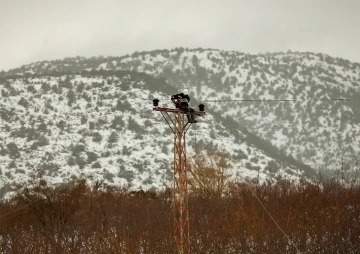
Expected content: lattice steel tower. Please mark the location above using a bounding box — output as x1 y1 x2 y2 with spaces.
153 98 205 254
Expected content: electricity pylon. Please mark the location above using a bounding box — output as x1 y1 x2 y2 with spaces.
153 99 205 254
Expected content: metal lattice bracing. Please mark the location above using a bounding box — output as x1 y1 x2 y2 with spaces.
173 112 190 254
153 105 205 254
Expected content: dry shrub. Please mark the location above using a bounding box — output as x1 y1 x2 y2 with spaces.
0 175 360 253
188 151 231 199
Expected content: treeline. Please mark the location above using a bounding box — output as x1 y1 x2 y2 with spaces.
0 178 359 253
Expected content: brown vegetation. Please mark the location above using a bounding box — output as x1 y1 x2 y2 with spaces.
1 176 360 253
188 152 231 199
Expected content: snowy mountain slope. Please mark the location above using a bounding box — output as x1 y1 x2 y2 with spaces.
12 48 357 171
0 70 312 197
103 49 360 170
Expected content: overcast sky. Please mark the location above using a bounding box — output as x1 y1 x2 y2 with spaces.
1 0 359 71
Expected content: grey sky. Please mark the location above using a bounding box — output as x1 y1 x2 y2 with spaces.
1 0 359 71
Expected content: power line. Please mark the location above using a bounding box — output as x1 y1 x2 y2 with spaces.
0 198 41 220
241 179 301 254
204 97 360 102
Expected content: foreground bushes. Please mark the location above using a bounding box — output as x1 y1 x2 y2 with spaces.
0 179 359 253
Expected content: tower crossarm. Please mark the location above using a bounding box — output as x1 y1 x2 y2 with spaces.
153 107 206 116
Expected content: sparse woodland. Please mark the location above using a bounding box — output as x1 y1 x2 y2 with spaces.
1 169 359 253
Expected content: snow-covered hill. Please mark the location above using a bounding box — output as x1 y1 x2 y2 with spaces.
0 70 313 197
105 48 360 170
4 47 360 196
10 48 359 171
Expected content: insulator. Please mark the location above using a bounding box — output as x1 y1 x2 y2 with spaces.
198 104 205 111
153 99 159 107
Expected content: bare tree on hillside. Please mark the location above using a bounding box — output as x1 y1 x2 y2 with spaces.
188 151 231 198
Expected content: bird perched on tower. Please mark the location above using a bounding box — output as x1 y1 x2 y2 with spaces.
171 88 190 109
171 89 197 123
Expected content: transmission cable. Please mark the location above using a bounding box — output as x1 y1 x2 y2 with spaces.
241 178 301 254
204 97 360 102
0 198 42 220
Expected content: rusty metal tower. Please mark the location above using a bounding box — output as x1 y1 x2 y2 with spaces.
153 98 205 254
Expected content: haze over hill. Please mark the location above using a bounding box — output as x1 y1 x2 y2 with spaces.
1 47 360 196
